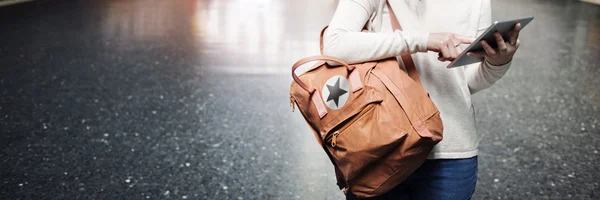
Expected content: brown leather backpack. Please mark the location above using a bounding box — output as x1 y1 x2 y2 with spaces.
289 1 443 198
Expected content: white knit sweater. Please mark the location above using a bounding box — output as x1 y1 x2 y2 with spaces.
323 0 512 159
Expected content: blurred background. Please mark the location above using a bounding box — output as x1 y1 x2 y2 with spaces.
0 0 598 199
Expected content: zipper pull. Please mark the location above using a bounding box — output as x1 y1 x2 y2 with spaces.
289 95 295 112
331 131 340 147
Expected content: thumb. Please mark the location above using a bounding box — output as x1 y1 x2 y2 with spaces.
467 51 486 57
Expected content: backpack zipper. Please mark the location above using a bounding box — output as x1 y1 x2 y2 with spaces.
326 103 376 147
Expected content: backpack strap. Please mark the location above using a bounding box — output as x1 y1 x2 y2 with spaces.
386 0 423 87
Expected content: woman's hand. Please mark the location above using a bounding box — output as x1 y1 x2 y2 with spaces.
427 33 475 62
467 23 522 66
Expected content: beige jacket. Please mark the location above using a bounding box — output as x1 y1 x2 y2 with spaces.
323 0 512 159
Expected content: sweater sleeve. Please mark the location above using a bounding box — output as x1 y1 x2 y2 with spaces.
465 0 512 94
322 0 429 65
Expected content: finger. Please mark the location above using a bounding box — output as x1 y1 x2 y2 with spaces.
481 40 496 55
361 29 368 33
509 23 521 44
438 52 445 61
494 32 507 52
448 42 459 60
467 51 487 57
515 38 521 48
455 35 476 44
439 45 451 61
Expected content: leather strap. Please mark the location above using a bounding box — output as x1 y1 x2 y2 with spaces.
320 26 328 55
385 0 423 86
292 55 356 93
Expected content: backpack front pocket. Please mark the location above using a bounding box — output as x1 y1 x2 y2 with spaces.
324 101 408 181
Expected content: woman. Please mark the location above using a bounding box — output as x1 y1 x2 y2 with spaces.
323 0 521 199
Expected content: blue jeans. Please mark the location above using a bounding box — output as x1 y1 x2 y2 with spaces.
346 156 478 200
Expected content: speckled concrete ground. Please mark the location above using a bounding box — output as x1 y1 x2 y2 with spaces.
0 0 598 199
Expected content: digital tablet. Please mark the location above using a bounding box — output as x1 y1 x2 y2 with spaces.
447 16 534 68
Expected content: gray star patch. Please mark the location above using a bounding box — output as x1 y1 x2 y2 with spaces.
321 75 350 110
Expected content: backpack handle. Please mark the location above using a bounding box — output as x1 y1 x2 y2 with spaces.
291 55 356 94
292 55 364 118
